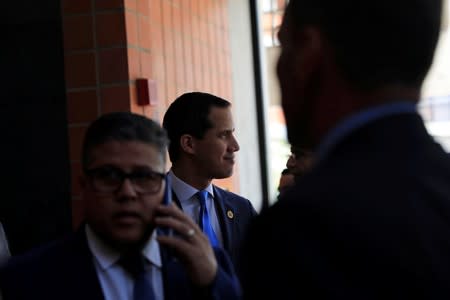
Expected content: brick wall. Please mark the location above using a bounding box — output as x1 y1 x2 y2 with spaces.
62 0 236 227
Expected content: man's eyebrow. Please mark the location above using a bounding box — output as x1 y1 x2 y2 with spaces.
219 128 234 135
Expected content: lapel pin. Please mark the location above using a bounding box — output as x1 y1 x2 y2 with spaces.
227 210 234 219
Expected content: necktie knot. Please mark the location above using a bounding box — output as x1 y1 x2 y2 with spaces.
118 252 146 278
118 252 156 300
198 190 209 206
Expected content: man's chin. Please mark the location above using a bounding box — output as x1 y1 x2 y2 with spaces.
213 169 234 180
107 227 154 250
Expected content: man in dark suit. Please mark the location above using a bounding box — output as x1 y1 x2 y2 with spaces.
285 145 314 182
241 0 450 299
162 92 257 272
0 112 241 300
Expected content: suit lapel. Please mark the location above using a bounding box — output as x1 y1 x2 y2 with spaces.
212 186 234 255
172 186 234 256
72 227 106 300
171 189 182 209
159 241 191 300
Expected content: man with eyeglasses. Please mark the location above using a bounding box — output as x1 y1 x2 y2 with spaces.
286 146 314 182
0 112 241 300
277 147 314 201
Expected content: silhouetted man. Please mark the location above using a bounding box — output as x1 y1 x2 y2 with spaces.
241 1 450 299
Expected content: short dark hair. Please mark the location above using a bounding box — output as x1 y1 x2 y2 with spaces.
82 112 169 170
162 92 231 163
286 0 443 90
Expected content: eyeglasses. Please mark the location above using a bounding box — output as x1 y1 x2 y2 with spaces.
290 149 313 160
85 166 165 194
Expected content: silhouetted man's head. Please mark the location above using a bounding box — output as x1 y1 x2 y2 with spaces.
278 0 443 148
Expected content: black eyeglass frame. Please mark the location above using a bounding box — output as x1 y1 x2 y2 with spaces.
290 148 313 160
84 166 166 195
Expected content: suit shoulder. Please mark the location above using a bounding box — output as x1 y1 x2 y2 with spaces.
0 233 78 278
213 185 256 212
213 185 249 202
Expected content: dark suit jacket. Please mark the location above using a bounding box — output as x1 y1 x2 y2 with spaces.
0 226 241 300
241 113 450 299
173 185 257 271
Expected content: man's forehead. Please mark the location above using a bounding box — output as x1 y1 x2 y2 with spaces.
208 106 232 120
206 123 235 135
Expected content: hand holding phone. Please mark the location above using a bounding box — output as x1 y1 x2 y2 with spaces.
155 201 218 286
158 174 173 236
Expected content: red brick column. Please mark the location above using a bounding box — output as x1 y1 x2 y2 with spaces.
62 0 236 227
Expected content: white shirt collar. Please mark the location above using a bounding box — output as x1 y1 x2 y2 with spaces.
85 225 162 271
168 170 214 204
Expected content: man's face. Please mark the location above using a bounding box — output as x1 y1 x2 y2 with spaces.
277 4 320 149
278 172 295 196
192 106 240 180
80 140 165 249
286 148 314 178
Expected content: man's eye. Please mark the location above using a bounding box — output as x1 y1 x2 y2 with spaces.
136 170 162 180
132 172 160 186
133 172 153 180
96 168 121 180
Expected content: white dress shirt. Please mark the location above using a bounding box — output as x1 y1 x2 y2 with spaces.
168 170 224 246
85 225 164 300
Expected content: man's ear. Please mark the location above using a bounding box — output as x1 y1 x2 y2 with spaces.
180 134 196 155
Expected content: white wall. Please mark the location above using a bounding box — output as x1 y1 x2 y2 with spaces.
422 0 450 152
228 0 267 211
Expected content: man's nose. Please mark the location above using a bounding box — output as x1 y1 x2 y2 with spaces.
286 155 296 168
230 135 240 152
116 178 138 199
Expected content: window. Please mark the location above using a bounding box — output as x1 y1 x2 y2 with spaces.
261 0 288 47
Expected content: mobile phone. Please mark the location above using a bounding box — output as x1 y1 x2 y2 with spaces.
158 174 173 237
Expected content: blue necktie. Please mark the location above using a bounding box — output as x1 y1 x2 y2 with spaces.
197 190 220 247
119 253 155 300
